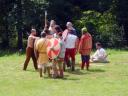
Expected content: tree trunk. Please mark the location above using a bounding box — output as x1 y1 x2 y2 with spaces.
2 24 9 48
16 0 23 49
0 1 9 49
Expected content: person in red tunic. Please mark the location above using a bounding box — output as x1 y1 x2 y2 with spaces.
23 29 38 71
79 27 92 70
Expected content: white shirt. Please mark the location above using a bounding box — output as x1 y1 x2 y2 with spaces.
65 34 77 48
58 38 66 58
93 48 107 59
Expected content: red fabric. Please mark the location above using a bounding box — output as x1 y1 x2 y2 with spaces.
80 33 92 49
54 39 59 46
65 48 76 63
79 33 92 55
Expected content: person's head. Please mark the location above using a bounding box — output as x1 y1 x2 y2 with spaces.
31 29 36 36
96 42 102 49
66 22 73 30
58 32 62 38
40 32 46 38
43 28 50 35
50 20 56 27
54 25 62 33
81 27 88 34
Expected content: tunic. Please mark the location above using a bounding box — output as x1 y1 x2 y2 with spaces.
79 33 92 55
36 38 49 64
27 35 36 48
58 39 66 59
92 48 108 61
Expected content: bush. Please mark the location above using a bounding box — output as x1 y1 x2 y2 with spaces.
74 10 125 48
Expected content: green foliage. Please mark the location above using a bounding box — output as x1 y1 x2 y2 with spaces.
75 10 125 48
0 0 128 49
0 0 49 49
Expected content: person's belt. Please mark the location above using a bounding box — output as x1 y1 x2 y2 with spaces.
81 48 91 50
39 52 46 54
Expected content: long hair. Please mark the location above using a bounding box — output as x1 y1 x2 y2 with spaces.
54 25 62 33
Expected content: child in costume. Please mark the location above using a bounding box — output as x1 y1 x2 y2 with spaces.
79 27 92 70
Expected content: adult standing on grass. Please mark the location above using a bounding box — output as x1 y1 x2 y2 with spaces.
23 29 38 71
52 25 65 78
64 29 79 71
35 32 50 77
79 27 92 70
66 22 77 35
63 22 77 41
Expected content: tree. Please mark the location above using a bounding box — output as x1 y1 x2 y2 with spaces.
0 0 15 48
0 0 127 49
15 0 23 49
113 0 128 45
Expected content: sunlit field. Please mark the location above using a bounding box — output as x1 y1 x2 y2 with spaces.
0 49 128 96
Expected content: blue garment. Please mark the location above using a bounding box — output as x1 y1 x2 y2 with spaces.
70 29 77 36
81 55 90 62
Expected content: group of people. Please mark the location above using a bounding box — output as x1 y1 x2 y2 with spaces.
23 20 109 78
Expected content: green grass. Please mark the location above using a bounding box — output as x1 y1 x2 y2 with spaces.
0 49 128 96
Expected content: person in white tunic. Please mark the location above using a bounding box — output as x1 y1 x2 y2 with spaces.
91 42 109 63
64 31 79 71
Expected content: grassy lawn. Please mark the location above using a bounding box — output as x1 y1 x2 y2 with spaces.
0 49 128 96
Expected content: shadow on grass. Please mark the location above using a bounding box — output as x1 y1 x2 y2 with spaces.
24 69 37 72
61 77 80 81
88 68 106 73
24 70 80 81
44 77 79 81
43 75 79 81
66 69 89 75
91 61 110 64
65 68 105 75
39 73 80 81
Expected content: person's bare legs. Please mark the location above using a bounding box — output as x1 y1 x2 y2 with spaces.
39 68 43 77
86 61 90 71
52 60 58 78
47 67 51 77
58 60 64 78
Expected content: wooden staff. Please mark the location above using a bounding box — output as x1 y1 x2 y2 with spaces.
44 10 47 29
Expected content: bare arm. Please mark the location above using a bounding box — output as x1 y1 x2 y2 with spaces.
75 37 80 54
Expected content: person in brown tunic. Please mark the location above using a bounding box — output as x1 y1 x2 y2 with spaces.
23 29 38 71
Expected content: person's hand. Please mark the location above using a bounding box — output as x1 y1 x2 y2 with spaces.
75 50 78 55
50 47 54 50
